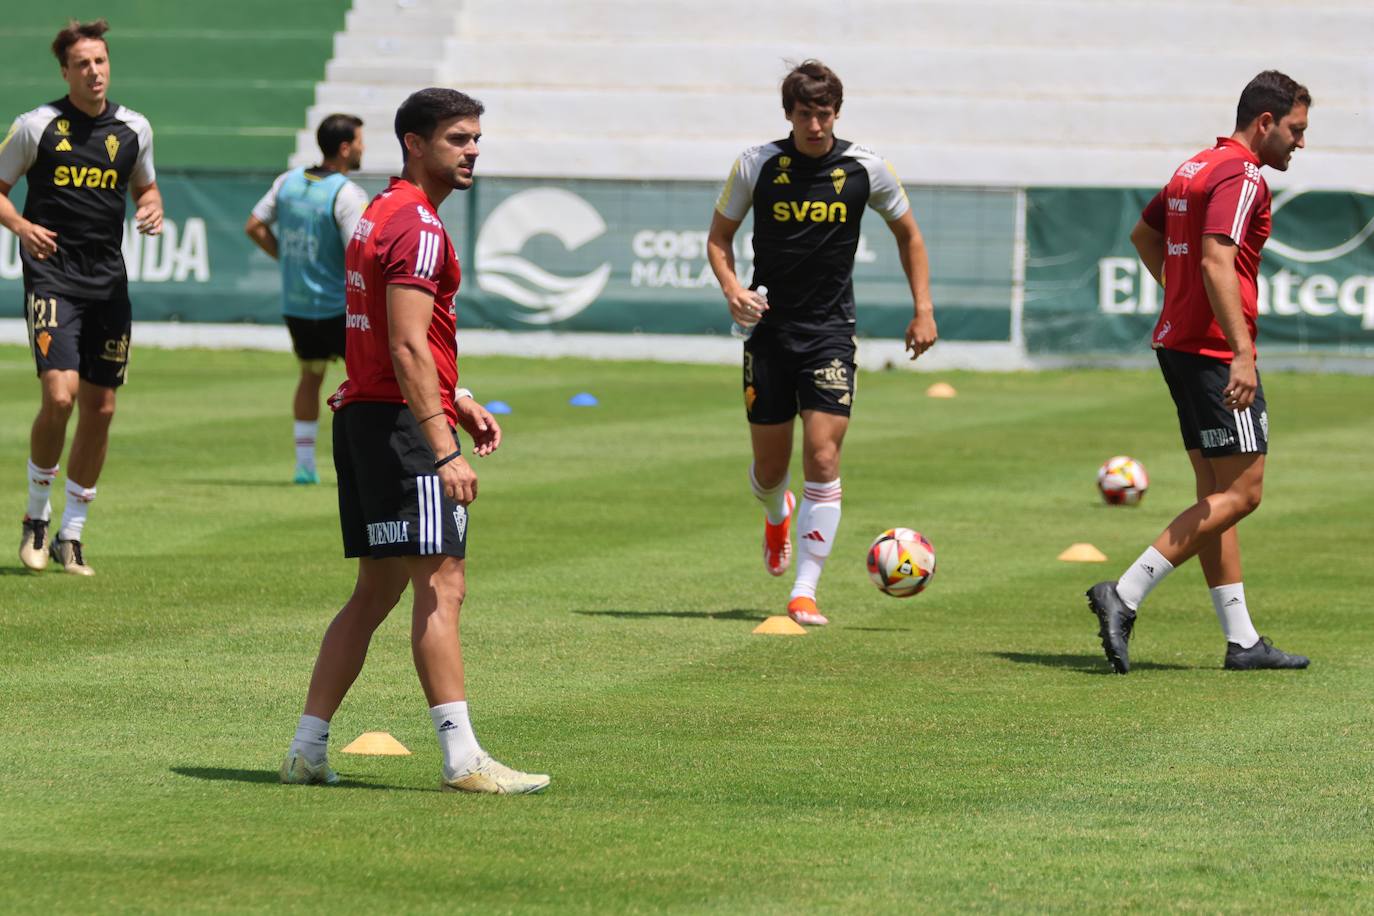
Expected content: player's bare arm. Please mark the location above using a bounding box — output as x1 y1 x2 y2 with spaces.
707 210 767 323
243 214 278 259
454 393 501 457
886 210 937 360
0 178 58 260
1130 219 1166 286
388 282 477 505
132 181 162 236
1198 234 1257 409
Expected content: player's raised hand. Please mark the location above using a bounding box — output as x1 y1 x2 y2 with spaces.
904 311 938 361
456 397 502 457
135 200 163 236
439 454 478 505
19 220 57 260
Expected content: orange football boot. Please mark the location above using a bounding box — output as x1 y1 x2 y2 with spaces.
763 491 795 576
786 595 829 627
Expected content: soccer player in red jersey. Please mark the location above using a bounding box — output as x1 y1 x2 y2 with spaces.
1087 71 1311 673
280 88 548 793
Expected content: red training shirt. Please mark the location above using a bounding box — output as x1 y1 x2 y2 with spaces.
1141 137 1272 361
331 177 462 424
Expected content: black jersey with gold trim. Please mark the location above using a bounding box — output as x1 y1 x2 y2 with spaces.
0 97 156 298
716 135 909 334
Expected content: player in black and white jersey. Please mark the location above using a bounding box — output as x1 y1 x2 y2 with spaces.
707 60 938 626
0 19 161 575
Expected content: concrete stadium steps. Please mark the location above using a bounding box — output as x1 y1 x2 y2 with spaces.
316 39 1370 104
303 87 1368 185
445 0 1374 53
297 0 1373 185
0 2 347 169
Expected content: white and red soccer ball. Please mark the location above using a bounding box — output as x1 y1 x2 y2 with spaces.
866 528 936 597
1097 455 1149 505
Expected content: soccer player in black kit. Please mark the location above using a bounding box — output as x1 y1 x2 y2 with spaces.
707 60 938 626
0 19 161 575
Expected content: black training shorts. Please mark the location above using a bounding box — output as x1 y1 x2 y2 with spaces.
333 401 468 559
285 314 346 362
742 326 857 424
1156 347 1268 457
25 287 131 387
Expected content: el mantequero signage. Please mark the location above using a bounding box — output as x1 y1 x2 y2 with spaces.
1 173 1370 357
1024 187 1374 355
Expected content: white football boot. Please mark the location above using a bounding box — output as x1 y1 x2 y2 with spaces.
442 753 549 795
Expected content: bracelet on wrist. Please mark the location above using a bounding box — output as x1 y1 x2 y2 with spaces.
455 387 474 401
434 450 462 469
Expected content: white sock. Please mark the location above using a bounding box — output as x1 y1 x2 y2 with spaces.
790 478 842 600
59 480 96 542
26 459 57 521
431 700 482 778
1210 583 1261 648
289 714 330 765
1116 546 1174 611
294 420 318 471
748 463 790 525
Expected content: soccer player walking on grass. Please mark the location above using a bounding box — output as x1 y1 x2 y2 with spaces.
1086 71 1312 673
280 88 548 794
707 60 938 626
245 113 370 485
1 19 161 576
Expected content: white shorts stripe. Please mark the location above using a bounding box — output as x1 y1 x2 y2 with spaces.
1234 409 1255 452
416 474 444 555
416 474 429 554
430 475 443 554
1230 179 1258 242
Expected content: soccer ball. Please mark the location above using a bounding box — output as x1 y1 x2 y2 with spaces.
1097 455 1149 505
866 528 936 597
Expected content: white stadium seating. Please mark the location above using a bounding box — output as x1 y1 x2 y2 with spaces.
294 0 1374 188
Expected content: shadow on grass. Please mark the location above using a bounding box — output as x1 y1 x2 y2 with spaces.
842 626 914 633
574 608 768 622
177 479 303 489
574 610 913 632
990 652 1198 674
171 766 431 792
0 567 42 577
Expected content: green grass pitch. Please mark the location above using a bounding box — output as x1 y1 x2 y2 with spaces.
1 344 1372 912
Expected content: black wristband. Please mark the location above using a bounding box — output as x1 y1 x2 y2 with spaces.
434 450 462 469
417 411 444 425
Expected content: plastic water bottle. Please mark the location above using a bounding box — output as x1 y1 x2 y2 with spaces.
730 285 768 340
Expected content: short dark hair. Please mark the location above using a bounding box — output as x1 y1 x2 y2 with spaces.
781 59 844 115
52 18 109 67
394 88 485 160
317 113 363 158
1236 70 1311 130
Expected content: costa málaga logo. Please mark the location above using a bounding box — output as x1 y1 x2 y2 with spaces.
1266 188 1374 263
475 188 611 324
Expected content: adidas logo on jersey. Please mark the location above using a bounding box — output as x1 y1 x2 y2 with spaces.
773 173 790 184
55 138 71 152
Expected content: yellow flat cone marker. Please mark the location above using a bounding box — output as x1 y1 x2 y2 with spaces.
341 731 412 756
1058 542 1107 562
752 615 808 635
926 382 957 399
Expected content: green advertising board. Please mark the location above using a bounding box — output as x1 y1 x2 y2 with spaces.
1025 187 1374 355
0 172 1015 342
7 172 1367 358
